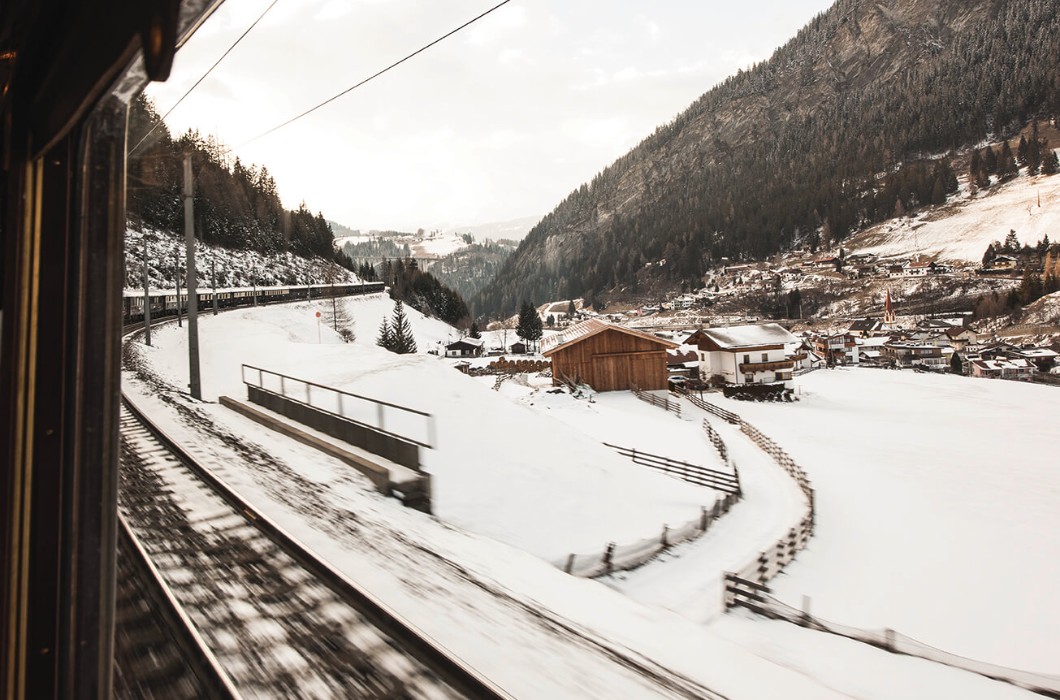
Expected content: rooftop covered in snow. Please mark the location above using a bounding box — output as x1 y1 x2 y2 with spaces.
691 323 798 350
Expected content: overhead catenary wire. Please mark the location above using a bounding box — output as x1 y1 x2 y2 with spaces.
128 0 284 156
237 0 513 149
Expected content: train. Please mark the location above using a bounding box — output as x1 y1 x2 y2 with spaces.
122 281 386 325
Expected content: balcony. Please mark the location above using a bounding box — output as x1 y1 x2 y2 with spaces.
738 359 795 373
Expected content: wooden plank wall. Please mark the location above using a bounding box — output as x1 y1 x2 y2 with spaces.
551 329 668 391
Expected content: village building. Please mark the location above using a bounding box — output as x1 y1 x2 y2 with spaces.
541 318 679 392
945 326 978 351
967 358 1036 380
848 318 884 337
686 323 797 386
813 332 860 365
881 341 946 369
509 340 528 355
445 337 484 358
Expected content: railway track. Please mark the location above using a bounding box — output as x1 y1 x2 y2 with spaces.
117 396 507 698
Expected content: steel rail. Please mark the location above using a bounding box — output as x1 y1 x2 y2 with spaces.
119 393 511 699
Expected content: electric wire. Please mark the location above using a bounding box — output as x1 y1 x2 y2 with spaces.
237 0 512 149
128 0 283 156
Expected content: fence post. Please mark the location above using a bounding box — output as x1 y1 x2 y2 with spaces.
280 374 286 397
377 402 384 431
661 525 669 548
564 553 575 574
258 367 263 389
603 542 616 575
700 506 709 531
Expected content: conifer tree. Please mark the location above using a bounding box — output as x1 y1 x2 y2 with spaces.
997 141 1018 181
1041 146 1059 176
469 321 481 339
377 318 393 350
389 300 417 354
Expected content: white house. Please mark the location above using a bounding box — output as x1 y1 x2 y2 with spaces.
688 323 798 386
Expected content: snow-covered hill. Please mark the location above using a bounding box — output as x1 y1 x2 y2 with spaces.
125 227 360 291
846 169 1060 263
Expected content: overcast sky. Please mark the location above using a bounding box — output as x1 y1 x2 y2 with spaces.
146 0 834 232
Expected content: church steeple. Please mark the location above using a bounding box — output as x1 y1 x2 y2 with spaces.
884 289 896 326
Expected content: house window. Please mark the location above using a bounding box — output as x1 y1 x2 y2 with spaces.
743 354 750 364
744 373 755 383
761 352 768 362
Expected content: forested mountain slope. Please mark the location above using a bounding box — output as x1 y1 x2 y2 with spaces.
476 0 1060 317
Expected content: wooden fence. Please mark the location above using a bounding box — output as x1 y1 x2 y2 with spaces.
562 493 741 578
724 573 1060 698
701 418 728 463
631 385 681 416
673 387 740 424
604 443 740 495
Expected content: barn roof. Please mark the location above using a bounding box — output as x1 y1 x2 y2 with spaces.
694 323 797 349
540 318 678 357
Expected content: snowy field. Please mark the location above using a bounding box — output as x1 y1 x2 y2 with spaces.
705 368 1060 673
120 298 1051 697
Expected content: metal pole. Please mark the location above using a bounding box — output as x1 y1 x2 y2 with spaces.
184 152 202 400
175 250 182 328
142 233 152 346
212 258 218 316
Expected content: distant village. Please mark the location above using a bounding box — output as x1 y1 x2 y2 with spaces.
438 246 1060 397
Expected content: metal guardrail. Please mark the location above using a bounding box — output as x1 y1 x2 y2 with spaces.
242 364 435 449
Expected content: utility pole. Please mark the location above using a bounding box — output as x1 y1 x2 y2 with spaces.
184 151 202 400
212 258 218 316
142 234 152 346
175 250 182 328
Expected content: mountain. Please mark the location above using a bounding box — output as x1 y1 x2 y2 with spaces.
475 0 1060 318
443 215 540 243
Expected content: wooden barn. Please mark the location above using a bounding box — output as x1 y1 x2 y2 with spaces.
541 319 679 392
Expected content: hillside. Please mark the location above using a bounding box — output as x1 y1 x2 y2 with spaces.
475 0 1060 318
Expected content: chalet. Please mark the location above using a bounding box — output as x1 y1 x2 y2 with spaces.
787 339 823 372
541 319 679 392
1013 347 1059 373
968 358 1035 381
687 323 797 386
666 349 700 378
509 341 528 355
904 259 934 276
990 255 1018 271
445 337 484 358
881 341 946 369
856 336 889 365
848 318 884 337
944 326 978 350
813 332 860 365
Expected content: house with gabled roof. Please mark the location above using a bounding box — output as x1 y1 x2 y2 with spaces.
445 337 485 358
686 323 798 386
541 318 679 392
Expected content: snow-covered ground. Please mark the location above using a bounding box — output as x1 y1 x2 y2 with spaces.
702 368 1060 673
121 298 1053 698
847 170 1060 262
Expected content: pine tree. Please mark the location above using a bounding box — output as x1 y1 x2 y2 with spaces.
1041 146 1059 176
515 301 536 342
389 300 417 354
469 321 481 339
997 141 1018 181
567 299 577 318
376 318 393 350
950 352 963 375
